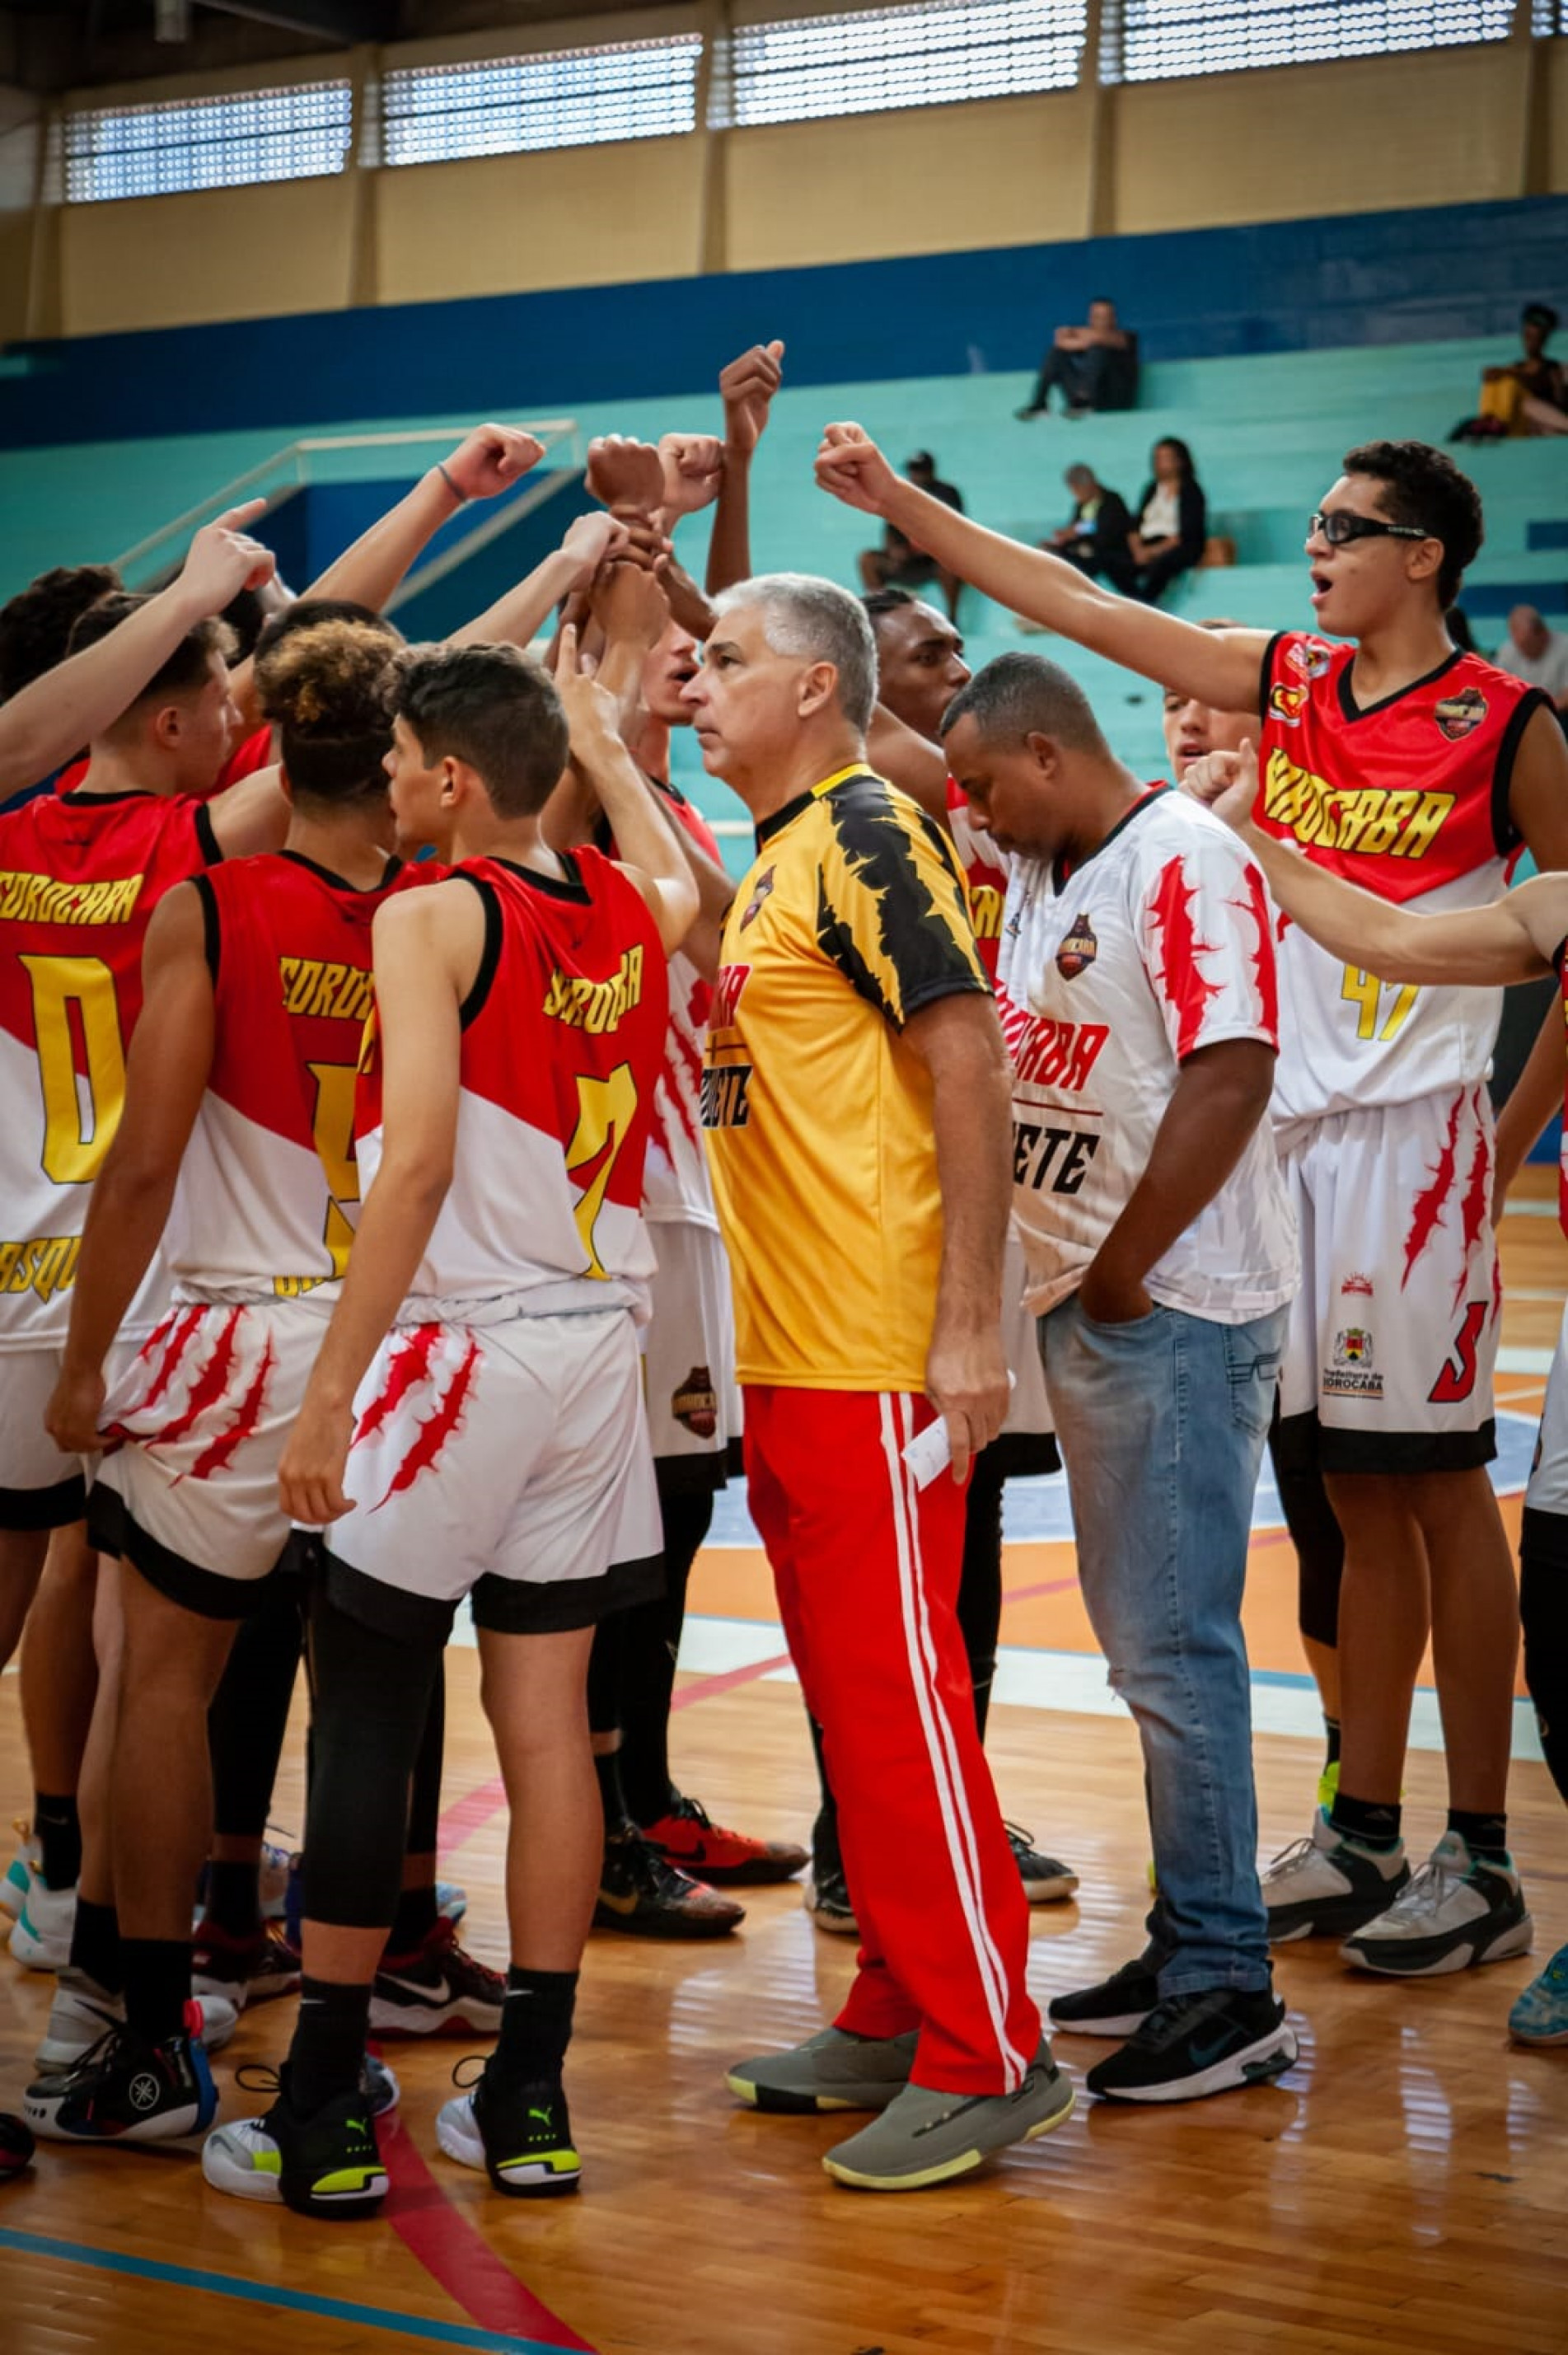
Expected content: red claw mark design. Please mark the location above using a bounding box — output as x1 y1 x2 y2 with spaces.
186 1336 277 1482
1148 856 1223 1059
372 1336 481 1510
353 1323 441 1446
1402 1093 1465 1290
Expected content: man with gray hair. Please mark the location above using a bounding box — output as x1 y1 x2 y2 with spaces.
683 576 1071 2190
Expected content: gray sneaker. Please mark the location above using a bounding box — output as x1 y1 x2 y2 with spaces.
822 2042 1074 2190
725 2026 918 2114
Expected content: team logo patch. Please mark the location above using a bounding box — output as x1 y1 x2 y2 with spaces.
1269 682 1308 727
1341 1271 1374 1299
672 1365 718 1440
1286 639 1333 681
1322 1325 1383 1399
1434 686 1487 742
1055 912 1098 981
738 868 775 930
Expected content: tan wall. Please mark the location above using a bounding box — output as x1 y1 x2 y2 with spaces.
59 172 358 333
1547 38 1568 194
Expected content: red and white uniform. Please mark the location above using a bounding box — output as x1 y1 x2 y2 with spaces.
1257 633 1547 1462
0 787 218 1518
997 786 1296 1323
94 851 396 1599
326 850 667 1618
1521 946 1568 1521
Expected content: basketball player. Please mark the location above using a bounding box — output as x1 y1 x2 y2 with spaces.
690 574 1070 2190
817 425 1568 1975
205 630 696 2216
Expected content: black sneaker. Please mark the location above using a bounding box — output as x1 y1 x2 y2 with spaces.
803 1859 858 1936
1006 1825 1079 1903
202 2063 387 2216
437 2060 581 2198
1085 1988 1297 2105
368 1918 505 2038
25 2025 217 2144
593 1827 743 1938
1050 1949 1166 2038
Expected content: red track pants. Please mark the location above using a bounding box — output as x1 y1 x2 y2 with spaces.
744 1384 1041 2095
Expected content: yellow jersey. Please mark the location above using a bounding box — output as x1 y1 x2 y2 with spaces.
702 765 988 1391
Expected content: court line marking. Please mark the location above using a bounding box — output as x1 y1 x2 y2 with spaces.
0 2225 583 2355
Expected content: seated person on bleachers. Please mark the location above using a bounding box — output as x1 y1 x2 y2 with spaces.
1126 438 1207 605
1495 605 1568 729
1454 303 1568 441
859 452 964 619
1017 297 1139 420
1046 464 1135 594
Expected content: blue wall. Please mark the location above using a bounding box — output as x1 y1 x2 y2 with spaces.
2 194 1564 451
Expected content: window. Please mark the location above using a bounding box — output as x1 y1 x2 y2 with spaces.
1532 0 1567 30
1102 0 1514 83
64 81 353 203
381 35 702 165
712 1 1087 128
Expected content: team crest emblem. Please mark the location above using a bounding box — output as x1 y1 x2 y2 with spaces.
738 868 775 930
672 1365 718 1440
1333 1327 1374 1368
1269 682 1308 727
1434 686 1487 742
1055 912 1098 981
1341 1272 1374 1299
1287 639 1333 681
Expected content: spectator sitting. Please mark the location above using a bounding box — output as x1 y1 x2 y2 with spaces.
1017 297 1139 421
1125 438 1207 605
1046 464 1135 595
859 452 964 619
1495 604 1568 730
1453 303 1568 441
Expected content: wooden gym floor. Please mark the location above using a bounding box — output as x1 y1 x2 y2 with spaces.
2 1178 1566 2355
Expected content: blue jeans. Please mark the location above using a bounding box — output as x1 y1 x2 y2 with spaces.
1039 1293 1286 1997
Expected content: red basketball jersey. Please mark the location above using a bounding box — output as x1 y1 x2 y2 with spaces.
0 788 218 1344
945 773 1008 986
356 846 668 1314
606 780 718 1229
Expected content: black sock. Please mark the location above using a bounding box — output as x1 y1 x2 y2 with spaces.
1447 1808 1509 1863
386 1881 438 1959
1322 1716 1341 1773
120 1936 191 2046
593 1745 630 1837
971 1670 993 1746
69 1895 122 1995
204 1858 261 1945
34 1792 82 1892
1330 1791 1402 1849
494 1967 578 2086
290 1976 372 2115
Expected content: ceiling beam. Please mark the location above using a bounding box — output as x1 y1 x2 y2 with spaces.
194 0 400 41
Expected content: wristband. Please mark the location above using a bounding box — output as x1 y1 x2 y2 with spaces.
436 461 466 503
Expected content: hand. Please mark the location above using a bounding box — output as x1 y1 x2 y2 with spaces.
719 339 784 457
44 1363 108 1460
1182 737 1257 830
277 1403 355 1526
814 422 901 517
617 516 676 574
178 499 277 611
586 435 666 519
657 552 717 644
1077 1256 1153 1326
924 1316 1009 1485
559 511 627 591
658 433 725 520
590 560 670 652
442 424 546 500
555 620 626 756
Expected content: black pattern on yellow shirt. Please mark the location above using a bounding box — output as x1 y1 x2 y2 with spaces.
812 775 985 1029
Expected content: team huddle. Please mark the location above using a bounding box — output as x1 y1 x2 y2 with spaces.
1 340 1565 2209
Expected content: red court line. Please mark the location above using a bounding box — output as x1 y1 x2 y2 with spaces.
669 1648 793 1711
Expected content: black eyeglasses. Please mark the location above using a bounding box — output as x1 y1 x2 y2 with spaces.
1309 510 1430 547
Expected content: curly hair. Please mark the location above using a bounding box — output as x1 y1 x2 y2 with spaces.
1342 440 1484 608
255 611 403 804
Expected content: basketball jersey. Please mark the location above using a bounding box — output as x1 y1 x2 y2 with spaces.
54 724 272 803
355 846 667 1318
1257 634 1547 1127
0 788 218 1347
946 774 1008 983
170 850 399 1304
996 787 1296 1323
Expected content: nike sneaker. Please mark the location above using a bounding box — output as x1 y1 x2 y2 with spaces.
34 1968 239 2072
641 1792 807 1886
1085 1988 1297 2103
191 1917 301 2009
368 1917 505 2038
594 1827 743 1938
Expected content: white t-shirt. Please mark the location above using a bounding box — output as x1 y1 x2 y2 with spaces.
996 787 1298 1325
1495 630 1568 705
1140 484 1181 538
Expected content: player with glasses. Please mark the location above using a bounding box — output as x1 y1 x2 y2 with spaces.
1309 509 1429 546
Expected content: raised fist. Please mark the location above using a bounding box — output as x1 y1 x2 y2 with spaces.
586 435 666 520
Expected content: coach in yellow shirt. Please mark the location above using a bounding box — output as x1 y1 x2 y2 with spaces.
686 573 1070 2191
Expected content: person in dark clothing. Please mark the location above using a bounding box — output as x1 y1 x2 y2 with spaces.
859 453 966 619
1126 438 1207 604
1046 464 1136 594
1017 298 1139 420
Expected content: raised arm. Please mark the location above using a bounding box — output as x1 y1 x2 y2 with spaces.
452 511 625 652
555 621 699 959
707 339 784 596
815 424 1266 711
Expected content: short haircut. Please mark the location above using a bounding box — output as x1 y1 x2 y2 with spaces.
66 590 234 711
939 651 1107 756
388 642 569 818
714 574 878 733
255 614 403 805
1065 464 1096 490
1342 439 1483 608
862 586 919 627
0 564 122 701
1523 302 1558 336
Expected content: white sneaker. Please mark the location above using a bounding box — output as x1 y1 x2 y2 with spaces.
34 1972 241 2073
1 1825 39 1922
1341 1832 1533 1978
8 1876 76 1970
1261 1810 1409 1943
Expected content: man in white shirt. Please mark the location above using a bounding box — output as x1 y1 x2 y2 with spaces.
1495 606 1568 719
943 651 1299 2105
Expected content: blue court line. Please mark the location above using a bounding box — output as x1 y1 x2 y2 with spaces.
0 2225 579 2355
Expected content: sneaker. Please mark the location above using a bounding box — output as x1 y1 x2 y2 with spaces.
1050 1947 1167 2039
1341 1832 1533 1978
33 1970 239 2072
191 1917 301 2010
1007 1826 1079 1904
369 1918 505 2038
802 1861 858 1937
1261 1810 1409 1941
821 2042 1074 2190
8 1876 75 1970
1509 1941 1568 2045
1085 1988 1297 2104
1316 1758 1341 1814
25 2025 217 2143
202 2065 386 2217
1 1824 38 1922
726 2025 918 2114
641 1793 807 1887
364 2053 400 2116
593 1827 744 1938
437 2061 580 2197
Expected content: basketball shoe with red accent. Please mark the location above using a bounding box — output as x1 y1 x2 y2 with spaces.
368 1918 505 2039
594 1827 744 1937
641 1793 807 1887
191 1918 302 2010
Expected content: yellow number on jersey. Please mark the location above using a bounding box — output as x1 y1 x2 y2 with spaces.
564 1063 639 1279
307 1060 360 1281
1341 965 1418 1045
21 953 128 1184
